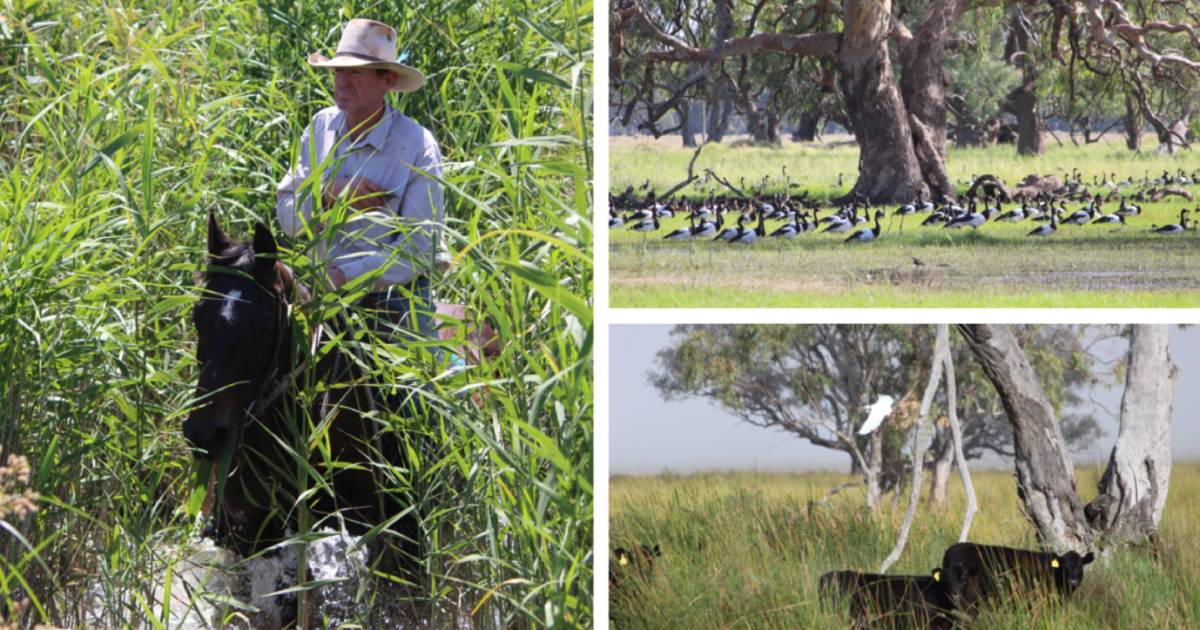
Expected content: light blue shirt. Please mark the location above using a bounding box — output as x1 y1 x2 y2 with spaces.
276 104 444 289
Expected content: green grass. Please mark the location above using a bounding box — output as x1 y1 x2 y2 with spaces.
0 0 592 627
609 464 1200 629
608 136 1200 308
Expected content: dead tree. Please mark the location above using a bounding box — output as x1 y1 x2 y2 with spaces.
881 325 976 573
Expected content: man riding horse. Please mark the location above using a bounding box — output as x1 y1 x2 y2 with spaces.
276 17 448 342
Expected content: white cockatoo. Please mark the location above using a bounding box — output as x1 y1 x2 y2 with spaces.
857 395 896 435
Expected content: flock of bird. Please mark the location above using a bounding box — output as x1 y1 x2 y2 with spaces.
609 169 1199 245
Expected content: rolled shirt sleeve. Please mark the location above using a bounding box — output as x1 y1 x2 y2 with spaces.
275 124 315 238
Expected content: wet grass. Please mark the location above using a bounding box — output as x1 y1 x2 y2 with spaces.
609 464 1200 629
608 136 1200 307
0 0 592 627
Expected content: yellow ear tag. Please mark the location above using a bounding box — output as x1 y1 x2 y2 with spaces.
933 570 941 582
619 556 630 566
1051 558 1060 569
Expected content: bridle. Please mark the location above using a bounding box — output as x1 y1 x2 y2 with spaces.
243 270 313 425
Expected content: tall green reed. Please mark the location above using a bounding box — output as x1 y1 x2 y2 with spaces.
0 0 591 626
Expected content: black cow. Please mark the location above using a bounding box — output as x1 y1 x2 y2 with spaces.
940 542 1095 613
610 544 661 591
819 568 959 629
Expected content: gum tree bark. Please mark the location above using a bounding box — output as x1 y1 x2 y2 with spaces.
1085 325 1175 546
958 324 1092 551
895 0 961 201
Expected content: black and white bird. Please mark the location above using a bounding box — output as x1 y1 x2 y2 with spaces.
1151 209 1191 234
995 203 1027 223
629 214 660 232
944 202 994 229
1091 211 1125 226
662 215 694 240
1116 198 1141 217
692 217 718 239
713 214 743 242
731 211 767 244
1027 210 1059 237
845 210 885 243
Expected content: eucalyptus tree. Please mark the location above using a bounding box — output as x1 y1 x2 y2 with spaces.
960 325 1176 552
614 0 1200 202
650 325 1103 510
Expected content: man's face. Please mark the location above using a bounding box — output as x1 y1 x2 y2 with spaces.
332 67 395 117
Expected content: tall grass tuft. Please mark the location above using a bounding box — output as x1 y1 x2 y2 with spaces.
610 466 1200 629
0 0 592 627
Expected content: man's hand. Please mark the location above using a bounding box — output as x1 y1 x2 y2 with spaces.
323 176 389 211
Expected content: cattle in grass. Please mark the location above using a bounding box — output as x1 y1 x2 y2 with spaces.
940 542 1095 614
819 568 959 629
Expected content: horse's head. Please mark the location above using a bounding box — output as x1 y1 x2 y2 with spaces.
183 213 295 461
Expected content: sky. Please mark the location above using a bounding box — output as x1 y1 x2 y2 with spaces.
609 325 1200 476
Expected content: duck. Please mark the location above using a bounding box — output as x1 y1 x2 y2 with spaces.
844 210 885 243
608 208 624 228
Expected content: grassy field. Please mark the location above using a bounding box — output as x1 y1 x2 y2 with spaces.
609 465 1200 629
0 1 591 628
608 136 1200 308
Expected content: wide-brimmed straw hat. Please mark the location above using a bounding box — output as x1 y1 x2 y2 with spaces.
307 18 424 93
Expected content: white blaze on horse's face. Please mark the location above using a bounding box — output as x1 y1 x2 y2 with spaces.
220 289 242 323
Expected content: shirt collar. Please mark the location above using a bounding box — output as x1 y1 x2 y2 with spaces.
335 104 394 151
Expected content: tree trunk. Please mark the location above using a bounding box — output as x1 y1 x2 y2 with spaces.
958 324 1092 551
1086 325 1175 547
1124 90 1142 151
897 0 960 202
929 432 954 507
766 109 781 144
1011 85 1043 155
838 0 929 204
793 105 822 141
866 429 883 509
1005 7 1043 156
679 101 697 147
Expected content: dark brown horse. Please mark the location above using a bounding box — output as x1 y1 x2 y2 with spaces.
183 213 420 565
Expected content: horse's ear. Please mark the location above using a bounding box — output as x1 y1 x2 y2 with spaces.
207 212 232 257
253 222 277 259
